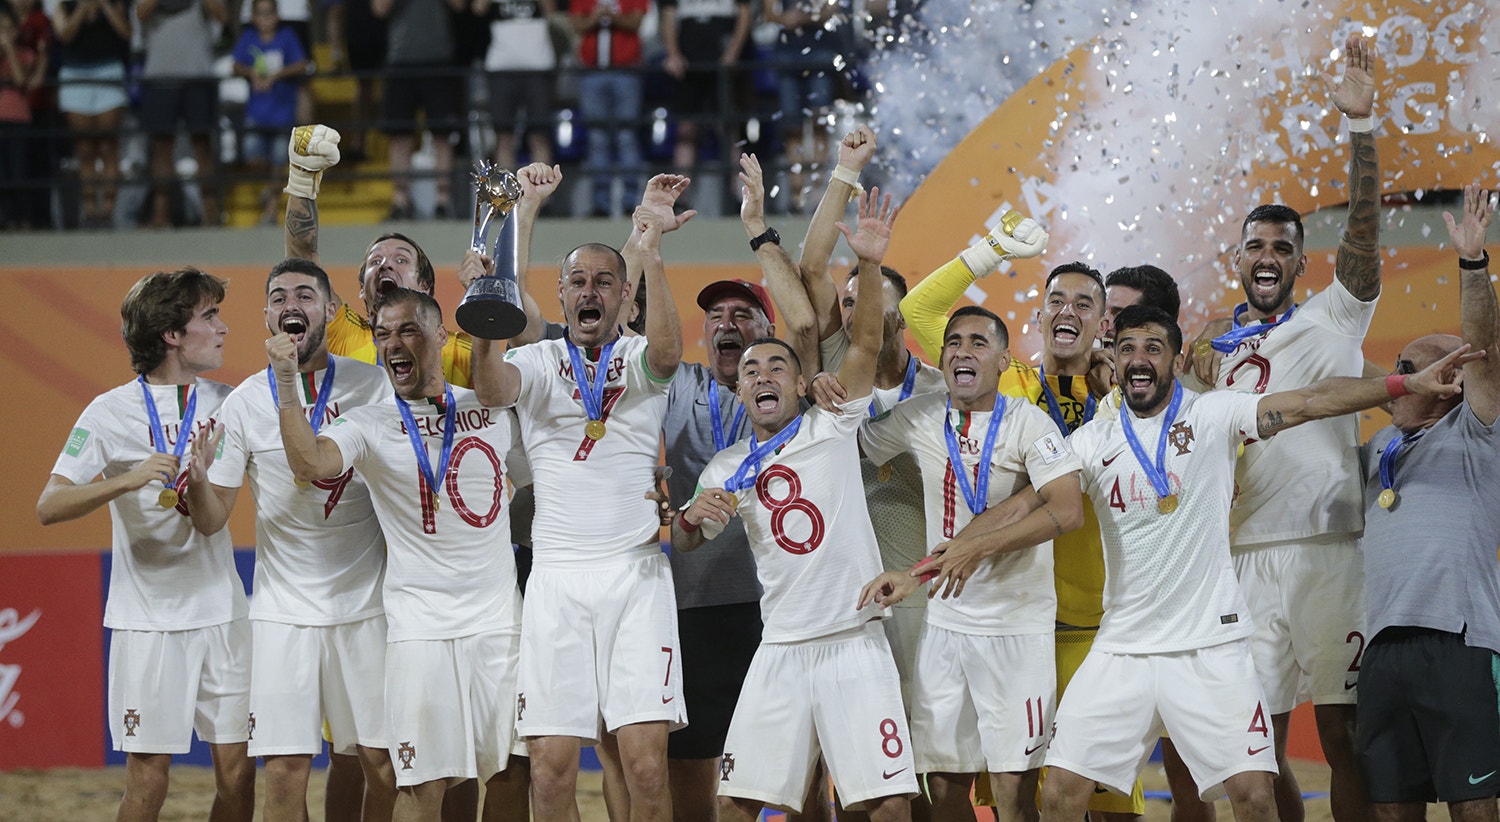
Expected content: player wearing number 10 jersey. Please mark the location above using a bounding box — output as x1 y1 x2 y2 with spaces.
676 191 917 821
279 288 526 821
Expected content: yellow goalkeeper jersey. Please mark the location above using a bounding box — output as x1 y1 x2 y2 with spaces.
326 301 475 389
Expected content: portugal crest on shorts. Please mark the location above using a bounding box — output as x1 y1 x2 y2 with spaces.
1168 421 1195 455
248 713 256 740
123 708 141 737
397 741 416 770
720 753 734 781
517 693 526 722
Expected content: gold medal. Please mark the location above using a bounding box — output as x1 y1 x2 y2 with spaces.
585 420 607 441
432 492 441 512
295 479 311 490
158 487 179 509
1377 488 1396 509
1193 339 1214 360
722 491 738 509
877 464 894 483
1157 494 1179 515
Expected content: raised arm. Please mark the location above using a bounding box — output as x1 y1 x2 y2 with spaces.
270 335 348 481
834 189 899 399
283 124 341 263
484 162 561 348
634 207 683 380
798 126 877 341
1326 34 1381 302
1445 183 1499 424
184 423 239 535
741 153 819 370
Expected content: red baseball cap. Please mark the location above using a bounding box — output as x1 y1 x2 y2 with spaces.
696 279 775 323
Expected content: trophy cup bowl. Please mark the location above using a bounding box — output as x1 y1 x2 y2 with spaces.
457 162 530 340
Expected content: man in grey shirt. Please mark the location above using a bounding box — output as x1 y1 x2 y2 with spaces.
1357 182 1500 822
136 0 227 227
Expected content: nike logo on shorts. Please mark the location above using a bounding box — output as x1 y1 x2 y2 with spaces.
1102 452 1124 466
1344 681 1357 690
882 767 908 780
1470 771 1496 785
662 696 674 704
1247 745 1270 756
1024 742 1046 755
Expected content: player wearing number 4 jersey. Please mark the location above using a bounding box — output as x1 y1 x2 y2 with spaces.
1025 306 1476 822
278 288 527 822
676 190 918 821
184 259 397 822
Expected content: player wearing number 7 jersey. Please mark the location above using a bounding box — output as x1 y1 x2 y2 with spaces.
278 288 527 822
676 189 918 821
184 258 397 822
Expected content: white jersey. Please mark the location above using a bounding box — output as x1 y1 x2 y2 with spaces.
505 334 671 566
321 387 521 642
1070 388 1262 654
860 393 1077 636
209 356 389 626
1215 279 1376 546
697 398 886 643
51 378 246 631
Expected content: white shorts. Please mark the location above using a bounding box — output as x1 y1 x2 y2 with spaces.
516 550 685 741
1233 540 1365 712
911 626 1054 775
108 619 252 753
248 616 388 757
719 621 920 813
883 605 924 708
1045 640 1278 801
385 631 523 787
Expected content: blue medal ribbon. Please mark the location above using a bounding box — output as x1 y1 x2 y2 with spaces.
1120 379 1183 502
724 415 803 493
138 375 197 491
869 353 919 418
1377 429 1425 495
942 395 1007 516
565 334 619 423
396 384 456 508
707 377 746 452
1037 366 1096 435
1209 303 1298 354
267 358 337 434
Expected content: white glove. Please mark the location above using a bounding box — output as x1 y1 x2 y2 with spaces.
959 211 1050 277
284 124 341 200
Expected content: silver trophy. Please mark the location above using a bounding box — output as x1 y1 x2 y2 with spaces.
456 162 528 339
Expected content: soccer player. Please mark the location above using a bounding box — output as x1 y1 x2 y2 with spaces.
276 287 527 822
1101 265 1180 347
469 200 685 822
182 258 396 822
1356 183 1500 822
1181 36 1381 822
856 304 1084 822
676 189 919 822
37 268 253 822
980 305 1469 822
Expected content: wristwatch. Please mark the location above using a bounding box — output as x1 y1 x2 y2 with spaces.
749 227 781 252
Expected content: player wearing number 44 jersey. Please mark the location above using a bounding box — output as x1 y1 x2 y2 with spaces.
39 268 254 822
675 190 918 822
1026 306 1477 822
184 259 397 822
278 288 528 822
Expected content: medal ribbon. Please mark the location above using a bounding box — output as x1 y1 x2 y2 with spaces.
942 395 1007 516
869 353 919 418
1037 367 1096 435
396 384 456 507
1209 303 1298 354
724 415 803 493
565 335 618 423
1377 429 1426 496
707 377 746 452
267 358 337 434
1120 379 1183 502
138 375 197 492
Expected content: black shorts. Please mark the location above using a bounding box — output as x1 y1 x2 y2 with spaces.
1358 627 1500 803
488 71 554 134
137 79 218 136
670 18 741 116
383 69 462 135
667 601 761 760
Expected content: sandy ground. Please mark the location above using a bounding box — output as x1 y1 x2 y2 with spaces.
0 759 1459 821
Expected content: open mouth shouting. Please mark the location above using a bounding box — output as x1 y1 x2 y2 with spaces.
575 303 605 333
752 388 780 416
1051 320 1082 349
950 364 978 388
713 331 745 364
280 314 308 343
386 352 415 385
1250 263 1282 303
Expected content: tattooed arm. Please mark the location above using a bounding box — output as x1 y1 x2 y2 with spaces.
1326 35 1381 302
285 195 318 263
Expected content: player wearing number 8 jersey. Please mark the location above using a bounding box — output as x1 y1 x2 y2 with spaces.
278 288 527 821
676 189 917 821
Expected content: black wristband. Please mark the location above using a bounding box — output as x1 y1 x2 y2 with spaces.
1459 250 1490 270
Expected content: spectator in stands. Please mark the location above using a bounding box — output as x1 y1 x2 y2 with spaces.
374 0 466 220
761 0 847 213
136 0 228 228
324 0 384 163
15 0 54 228
52 0 131 228
233 0 309 224
479 0 555 173
570 0 646 217
659 0 749 182
237 0 313 123
0 3 43 229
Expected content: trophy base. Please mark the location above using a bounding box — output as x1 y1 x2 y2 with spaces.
456 276 529 340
